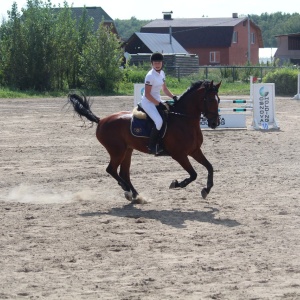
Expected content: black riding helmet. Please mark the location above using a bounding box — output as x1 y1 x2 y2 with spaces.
150 52 164 62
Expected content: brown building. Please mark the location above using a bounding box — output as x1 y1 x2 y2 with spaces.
274 33 300 65
139 13 263 66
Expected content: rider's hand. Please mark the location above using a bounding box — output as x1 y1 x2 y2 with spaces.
157 102 169 111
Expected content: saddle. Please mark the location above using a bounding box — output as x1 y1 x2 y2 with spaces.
130 103 168 138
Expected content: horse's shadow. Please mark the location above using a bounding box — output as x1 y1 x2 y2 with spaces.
80 203 241 228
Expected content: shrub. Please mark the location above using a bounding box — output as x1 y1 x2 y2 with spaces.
263 68 299 96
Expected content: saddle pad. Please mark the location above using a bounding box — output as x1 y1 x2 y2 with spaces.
130 116 167 138
130 117 153 137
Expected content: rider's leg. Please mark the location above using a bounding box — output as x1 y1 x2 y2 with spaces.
148 126 163 154
140 101 164 155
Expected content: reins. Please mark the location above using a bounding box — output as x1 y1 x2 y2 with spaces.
168 111 206 120
168 111 198 118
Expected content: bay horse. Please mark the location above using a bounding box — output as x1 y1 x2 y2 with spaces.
67 80 221 203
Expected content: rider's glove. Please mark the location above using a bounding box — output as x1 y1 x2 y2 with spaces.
157 102 168 111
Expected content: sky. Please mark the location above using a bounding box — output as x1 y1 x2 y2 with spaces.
0 0 299 20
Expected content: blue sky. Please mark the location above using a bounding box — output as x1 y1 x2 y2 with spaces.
1 0 299 20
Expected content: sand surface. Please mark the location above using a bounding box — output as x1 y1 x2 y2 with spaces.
0 94 299 299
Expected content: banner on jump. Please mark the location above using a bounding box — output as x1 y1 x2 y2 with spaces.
251 83 279 130
201 114 246 129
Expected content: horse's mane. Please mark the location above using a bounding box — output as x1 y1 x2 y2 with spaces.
179 80 211 100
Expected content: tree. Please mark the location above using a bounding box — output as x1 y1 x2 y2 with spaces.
0 2 27 89
21 0 55 91
76 6 94 88
80 22 123 92
114 17 150 40
251 12 300 47
52 4 78 90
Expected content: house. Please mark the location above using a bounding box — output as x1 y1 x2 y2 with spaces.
274 33 300 65
139 12 263 66
124 32 199 76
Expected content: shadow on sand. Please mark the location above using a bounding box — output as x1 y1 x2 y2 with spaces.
80 203 241 228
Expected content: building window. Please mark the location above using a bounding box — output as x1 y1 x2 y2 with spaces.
251 32 256 44
232 31 238 43
210 51 220 63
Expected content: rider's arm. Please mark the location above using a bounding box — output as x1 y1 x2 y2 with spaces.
162 82 175 99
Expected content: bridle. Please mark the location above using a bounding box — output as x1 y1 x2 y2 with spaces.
202 86 220 123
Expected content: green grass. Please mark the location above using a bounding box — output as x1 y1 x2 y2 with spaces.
0 87 67 98
0 80 252 98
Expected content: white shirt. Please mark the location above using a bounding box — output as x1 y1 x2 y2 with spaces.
141 68 165 103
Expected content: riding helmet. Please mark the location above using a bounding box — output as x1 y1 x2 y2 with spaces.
150 52 164 62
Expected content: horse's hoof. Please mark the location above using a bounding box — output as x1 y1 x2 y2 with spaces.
124 191 133 201
201 188 208 199
169 180 179 189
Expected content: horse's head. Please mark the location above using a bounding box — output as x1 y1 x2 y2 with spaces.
200 80 221 129
171 80 221 129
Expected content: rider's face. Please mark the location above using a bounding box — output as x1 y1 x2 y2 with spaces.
152 61 163 71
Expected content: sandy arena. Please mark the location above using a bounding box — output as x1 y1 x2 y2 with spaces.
0 94 299 299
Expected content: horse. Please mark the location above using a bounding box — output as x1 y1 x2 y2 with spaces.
67 80 221 203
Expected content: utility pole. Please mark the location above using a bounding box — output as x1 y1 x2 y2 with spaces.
247 15 251 63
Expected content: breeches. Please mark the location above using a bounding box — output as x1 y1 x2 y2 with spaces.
140 100 163 130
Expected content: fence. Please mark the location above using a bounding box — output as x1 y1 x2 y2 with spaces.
164 65 278 82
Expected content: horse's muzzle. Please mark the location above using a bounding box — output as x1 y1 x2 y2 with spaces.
208 116 220 129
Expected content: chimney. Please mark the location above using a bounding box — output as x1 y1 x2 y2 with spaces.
163 11 173 20
232 13 238 18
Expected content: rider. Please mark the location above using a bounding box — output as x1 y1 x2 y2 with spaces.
141 52 178 155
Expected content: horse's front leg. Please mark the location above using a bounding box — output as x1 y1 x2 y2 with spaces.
190 148 214 199
169 155 197 189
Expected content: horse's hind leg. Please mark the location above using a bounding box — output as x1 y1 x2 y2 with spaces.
119 149 144 203
106 148 145 203
105 150 132 196
190 148 214 199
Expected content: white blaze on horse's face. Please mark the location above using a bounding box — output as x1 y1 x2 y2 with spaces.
204 88 220 129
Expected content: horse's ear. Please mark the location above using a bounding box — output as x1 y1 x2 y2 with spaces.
217 80 222 88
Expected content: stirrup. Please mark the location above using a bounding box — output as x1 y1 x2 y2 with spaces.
155 144 163 155
148 144 163 155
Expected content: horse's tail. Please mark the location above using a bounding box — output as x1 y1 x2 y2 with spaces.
68 93 100 124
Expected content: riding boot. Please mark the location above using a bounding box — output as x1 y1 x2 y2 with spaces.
148 127 163 155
